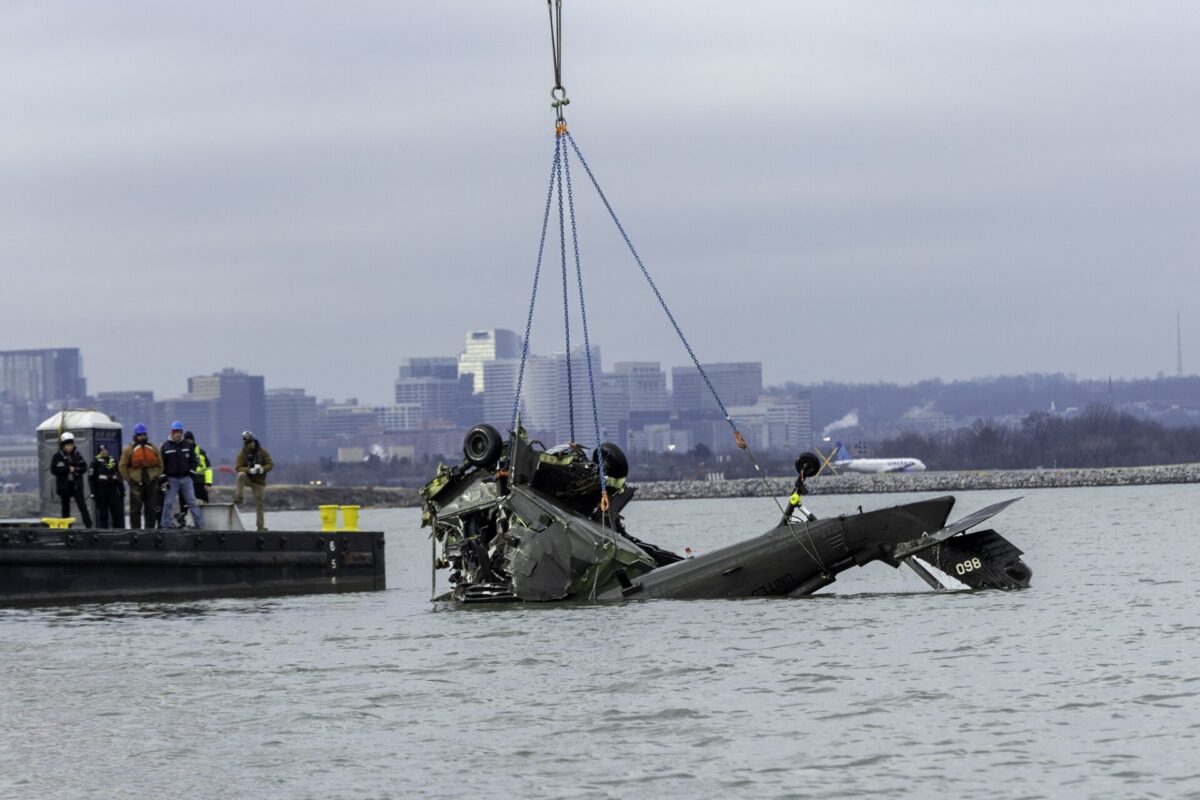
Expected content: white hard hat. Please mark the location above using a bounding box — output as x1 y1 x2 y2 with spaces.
60 432 75 443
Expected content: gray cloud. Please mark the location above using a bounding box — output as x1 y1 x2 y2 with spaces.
2 1 1197 403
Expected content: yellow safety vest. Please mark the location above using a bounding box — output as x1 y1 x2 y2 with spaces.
195 448 214 484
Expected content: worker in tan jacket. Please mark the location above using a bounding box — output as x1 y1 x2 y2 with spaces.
234 431 274 531
118 423 163 529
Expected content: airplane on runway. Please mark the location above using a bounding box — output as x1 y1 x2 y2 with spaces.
797 440 927 476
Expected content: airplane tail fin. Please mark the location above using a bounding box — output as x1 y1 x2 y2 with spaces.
833 440 854 462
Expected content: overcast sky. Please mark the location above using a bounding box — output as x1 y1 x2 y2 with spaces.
2 1 1197 404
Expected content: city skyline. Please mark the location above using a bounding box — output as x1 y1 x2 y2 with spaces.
0 342 815 463
2 341 1198 479
2 329 1197 410
8 322 1192 410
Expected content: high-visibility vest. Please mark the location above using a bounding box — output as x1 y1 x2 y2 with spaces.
195 448 214 484
130 444 159 469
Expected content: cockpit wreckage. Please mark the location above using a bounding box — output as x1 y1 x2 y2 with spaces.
420 425 1032 604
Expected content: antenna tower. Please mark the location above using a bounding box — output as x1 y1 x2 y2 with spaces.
1178 313 1184 378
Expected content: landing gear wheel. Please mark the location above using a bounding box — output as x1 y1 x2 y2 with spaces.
795 452 821 479
463 424 503 469
592 442 630 480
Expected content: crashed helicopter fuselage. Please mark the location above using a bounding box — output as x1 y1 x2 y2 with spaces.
420 425 1032 603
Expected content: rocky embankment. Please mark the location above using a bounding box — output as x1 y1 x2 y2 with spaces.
3 464 1197 518
635 463 1200 500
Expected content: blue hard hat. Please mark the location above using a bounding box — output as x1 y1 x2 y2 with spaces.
133 423 148 435
170 420 184 431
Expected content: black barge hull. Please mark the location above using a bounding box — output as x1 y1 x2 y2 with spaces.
0 528 386 607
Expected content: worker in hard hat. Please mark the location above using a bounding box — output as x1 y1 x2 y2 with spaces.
89 443 125 529
118 423 162 528
50 432 93 527
162 430 213 526
159 421 204 529
234 431 273 531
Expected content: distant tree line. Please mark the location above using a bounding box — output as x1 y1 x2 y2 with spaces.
874 406 1200 470
769 373 1200 434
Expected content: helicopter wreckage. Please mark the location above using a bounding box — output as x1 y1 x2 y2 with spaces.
420 425 1032 604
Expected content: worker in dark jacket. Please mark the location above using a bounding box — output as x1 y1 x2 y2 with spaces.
164 431 213 526
49 432 93 527
159 420 204 529
89 443 125 529
234 431 273 531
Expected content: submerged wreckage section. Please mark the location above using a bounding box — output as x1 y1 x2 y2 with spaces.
420 425 1032 604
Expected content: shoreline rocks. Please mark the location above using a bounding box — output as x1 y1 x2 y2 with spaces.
634 463 1200 500
3 463 1196 518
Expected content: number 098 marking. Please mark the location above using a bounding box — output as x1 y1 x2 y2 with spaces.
955 557 983 575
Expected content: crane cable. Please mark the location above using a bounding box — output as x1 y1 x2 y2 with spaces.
564 131 824 571
547 0 569 127
509 138 561 438
514 0 813 528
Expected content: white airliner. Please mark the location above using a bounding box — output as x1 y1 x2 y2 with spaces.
829 441 926 474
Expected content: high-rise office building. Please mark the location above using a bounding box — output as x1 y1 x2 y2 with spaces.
521 356 564 441
0 348 87 407
314 401 424 442
722 396 813 453
314 401 380 441
599 361 668 442
152 397 220 455
265 388 318 461
615 362 669 413
95 391 155 428
481 359 521 432
399 357 459 380
458 329 523 393
186 368 266 456
765 397 813 451
726 406 769 452
395 357 474 427
0 348 87 434
599 373 630 442
394 378 459 427
672 362 763 414
521 347 602 444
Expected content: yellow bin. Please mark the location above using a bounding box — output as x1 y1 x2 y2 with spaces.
339 505 360 532
318 505 339 532
42 517 75 529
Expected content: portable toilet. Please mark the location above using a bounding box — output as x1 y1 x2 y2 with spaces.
37 410 124 519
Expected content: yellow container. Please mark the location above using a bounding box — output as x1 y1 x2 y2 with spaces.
339 505 360 532
318 505 339 532
42 517 75 529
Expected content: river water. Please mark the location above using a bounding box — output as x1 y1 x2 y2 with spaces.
2 485 1197 799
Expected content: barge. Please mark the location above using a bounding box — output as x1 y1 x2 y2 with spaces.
0 525 386 607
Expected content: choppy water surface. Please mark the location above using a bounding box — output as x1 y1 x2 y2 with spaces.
2 485 1198 799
